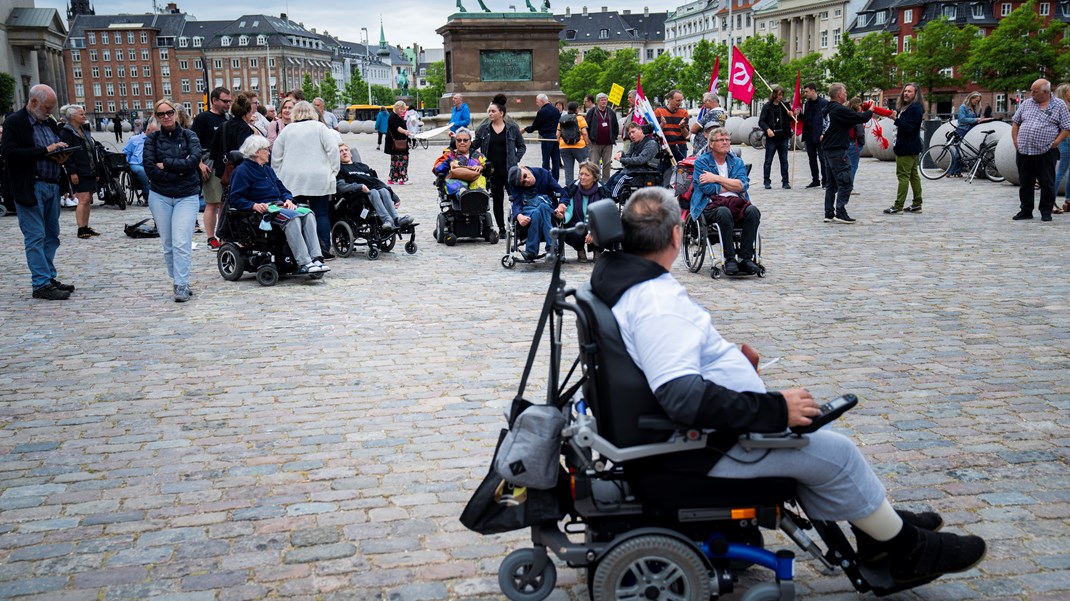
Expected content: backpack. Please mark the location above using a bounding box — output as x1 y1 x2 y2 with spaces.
124 218 159 238
559 113 581 145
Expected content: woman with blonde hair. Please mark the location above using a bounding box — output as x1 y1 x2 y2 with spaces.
143 99 203 302
267 96 295 148
272 100 339 257
384 100 410 184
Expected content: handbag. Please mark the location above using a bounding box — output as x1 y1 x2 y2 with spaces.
392 138 408 152
459 428 566 535
220 161 236 187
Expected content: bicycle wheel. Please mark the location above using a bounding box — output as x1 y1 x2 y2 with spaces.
747 128 765 149
981 149 1004 183
920 144 952 180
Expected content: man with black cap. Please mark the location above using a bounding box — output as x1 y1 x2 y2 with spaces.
507 165 567 261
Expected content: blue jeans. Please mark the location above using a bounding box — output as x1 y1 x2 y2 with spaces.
1056 138 1070 197
129 164 149 195
148 191 199 287
297 195 330 251
560 147 588 186
848 141 861 180
17 181 62 289
520 201 554 256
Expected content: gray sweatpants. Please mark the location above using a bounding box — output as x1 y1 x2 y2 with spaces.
708 429 886 522
281 214 322 266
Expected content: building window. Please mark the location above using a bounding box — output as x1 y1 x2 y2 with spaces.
89 49 98 61
996 93 1006 113
88 32 96 45
195 59 202 69
250 58 258 67
140 32 148 44
162 82 172 96
939 67 954 77
91 66 99 77
214 59 223 69
904 9 913 23
160 48 168 60
141 49 148 60
1001 3 1012 16
972 4 985 18
92 83 101 96
114 32 122 44
183 102 192 114
196 79 205 92
875 11 886 24
820 31 828 47
75 84 84 97
181 79 190 93
193 36 203 47
231 58 240 68
103 50 110 61
119 83 127 95
72 50 80 62
104 66 112 77
565 29 576 40
857 14 869 27
599 29 609 40
131 82 139 96
269 58 275 67
94 101 102 113
73 66 82 78
760 22 766 29
942 5 957 18
108 101 115 112
835 8 841 16
903 35 912 52
179 60 188 70
143 66 152 77
257 35 267 45
144 83 151 96
133 100 141 110
100 32 107 45
239 35 249 46
221 36 231 47
126 32 134 44
722 17 727 29
1040 2 1050 15
161 64 170 77
106 83 114 95
746 14 751 26
118 66 124 77
179 37 188 47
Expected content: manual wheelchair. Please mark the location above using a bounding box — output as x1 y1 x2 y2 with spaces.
479 200 939 601
330 189 418 260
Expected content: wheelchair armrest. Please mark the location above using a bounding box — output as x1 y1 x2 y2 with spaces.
737 432 809 451
638 415 688 431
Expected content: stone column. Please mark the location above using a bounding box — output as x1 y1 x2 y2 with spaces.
783 19 793 60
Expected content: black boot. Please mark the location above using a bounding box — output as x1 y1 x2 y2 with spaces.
883 523 987 585
854 510 944 564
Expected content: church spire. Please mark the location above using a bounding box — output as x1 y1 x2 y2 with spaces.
377 17 389 57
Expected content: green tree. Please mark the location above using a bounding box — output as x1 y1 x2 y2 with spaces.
301 74 319 102
965 0 1066 96
639 52 687 104
423 61 446 109
856 32 899 92
319 72 339 108
896 17 978 114
344 71 369 105
561 61 603 103
737 35 786 98
825 35 869 97
370 84 395 106
560 47 579 78
681 39 728 102
0 72 14 115
582 47 611 67
784 52 825 95
598 49 640 101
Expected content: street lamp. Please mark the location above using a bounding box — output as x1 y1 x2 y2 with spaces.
361 27 372 104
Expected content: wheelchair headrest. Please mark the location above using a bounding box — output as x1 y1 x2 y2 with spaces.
587 199 624 248
227 150 244 166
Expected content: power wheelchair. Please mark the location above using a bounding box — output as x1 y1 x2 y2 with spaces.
432 172 498 246
477 200 935 601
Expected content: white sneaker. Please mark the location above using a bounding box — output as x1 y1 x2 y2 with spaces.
309 263 330 273
191 242 199 250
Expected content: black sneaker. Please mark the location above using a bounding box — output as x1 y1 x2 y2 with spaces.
891 526 987 585
823 215 835 222
519 251 536 261
805 181 822 189
320 250 336 261
1012 212 1033 220
883 207 902 214
1041 213 1053 222
834 212 857 224
904 205 923 213
855 510 945 564
782 183 791 189
723 260 740 276
50 279 75 292
739 259 760 275
764 183 772 189
32 284 70 300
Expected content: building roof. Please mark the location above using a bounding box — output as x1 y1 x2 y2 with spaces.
7 7 61 29
64 12 187 48
556 9 667 43
194 15 329 51
849 0 900 35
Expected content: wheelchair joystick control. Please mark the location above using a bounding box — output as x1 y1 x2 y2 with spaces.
790 394 858 435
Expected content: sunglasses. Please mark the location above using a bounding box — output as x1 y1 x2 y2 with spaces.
455 138 471 143
155 109 176 117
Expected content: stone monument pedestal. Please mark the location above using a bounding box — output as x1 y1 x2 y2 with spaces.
437 13 565 116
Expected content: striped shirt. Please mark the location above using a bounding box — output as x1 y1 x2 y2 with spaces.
655 106 689 147
31 116 61 181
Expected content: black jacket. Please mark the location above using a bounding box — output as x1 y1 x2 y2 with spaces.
893 102 924 156
525 103 561 138
210 119 255 178
821 102 872 152
758 101 793 141
1 107 62 206
802 97 828 142
585 106 620 145
337 162 385 193
475 121 527 171
58 124 97 178
143 126 203 198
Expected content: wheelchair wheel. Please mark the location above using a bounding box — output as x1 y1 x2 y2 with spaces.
418 137 429 150
331 221 355 258
590 535 710 601
486 228 500 244
217 243 246 281
498 548 556 601
444 233 457 246
405 241 418 254
367 246 380 260
711 267 722 279
747 128 765 149
380 233 397 253
502 254 516 269
683 219 706 274
434 213 447 243
255 264 279 286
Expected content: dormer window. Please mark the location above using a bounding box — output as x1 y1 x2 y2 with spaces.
942 5 957 18
599 29 609 39
193 36 202 47
178 37 188 47
239 35 249 46
257 35 267 45
565 29 576 40
972 4 984 18
875 11 886 24
221 36 231 46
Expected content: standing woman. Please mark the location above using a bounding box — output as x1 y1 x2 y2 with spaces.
58 104 100 238
475 93 526 238
143 99 203 303
558 101 590 186
272 100 339 257
1054 83 1070 212
375 106 389 151
385 100 410 185
211 92 262 184
948 92 991 176
267 96 295 149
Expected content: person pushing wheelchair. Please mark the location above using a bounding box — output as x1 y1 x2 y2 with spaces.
590 186 987 587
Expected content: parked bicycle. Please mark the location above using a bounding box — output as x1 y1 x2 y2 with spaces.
747 127 765 149
920 128 1004 183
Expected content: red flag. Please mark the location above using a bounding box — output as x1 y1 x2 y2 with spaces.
729 46 756 105
791 69 803 135
708 56 720 95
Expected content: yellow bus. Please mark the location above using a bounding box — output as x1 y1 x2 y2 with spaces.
344 104 385 121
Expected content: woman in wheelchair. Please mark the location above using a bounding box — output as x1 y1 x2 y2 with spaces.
597 188 986 587
561 161 610 262
337 144 412 231
693 127 761 276
227 136 329 274
432 128 487 194
506 165 567 261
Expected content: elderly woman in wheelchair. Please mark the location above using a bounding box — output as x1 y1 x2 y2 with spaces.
505 165 568 263
432 128 496 241
227 136 328 274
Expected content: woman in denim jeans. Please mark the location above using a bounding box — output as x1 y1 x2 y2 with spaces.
1055 83 1070 213
143 99 203 303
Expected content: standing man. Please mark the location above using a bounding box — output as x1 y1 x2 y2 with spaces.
583 94 596 113
690 93 726 157
450 93 471 135
585 93 619 182
800 83 828 188
524 93 562 181
655 89 690 162
759 85 793 189
885 84 924 215
190 86 231 248
1011 78 1070 221
821 82 872 224
0 84 75 300
313 97 339 130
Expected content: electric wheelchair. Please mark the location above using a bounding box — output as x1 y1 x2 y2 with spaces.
433 172 498 246
480 200 934 601
330 189 418 260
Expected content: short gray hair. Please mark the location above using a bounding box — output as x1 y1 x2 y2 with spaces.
621 187 680 255
238 135 270 159
596 93 608 102
290 101 318 122
703 92 719 104
536 93 548 103
454 127 473 139
59 104 84 120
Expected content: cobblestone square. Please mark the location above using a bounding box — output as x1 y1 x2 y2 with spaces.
1 133 1068 600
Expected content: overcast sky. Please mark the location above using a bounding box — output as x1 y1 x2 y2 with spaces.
38 1 667 50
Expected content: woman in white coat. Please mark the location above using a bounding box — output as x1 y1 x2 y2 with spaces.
272 101 340 258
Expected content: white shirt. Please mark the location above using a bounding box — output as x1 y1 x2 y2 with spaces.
612 273 765 394
713 159 739 198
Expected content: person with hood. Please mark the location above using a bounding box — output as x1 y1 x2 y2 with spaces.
375 106 389 151
821 83 873 223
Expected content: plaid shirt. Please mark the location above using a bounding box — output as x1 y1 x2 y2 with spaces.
1013 97 1070 156
31 115 61 181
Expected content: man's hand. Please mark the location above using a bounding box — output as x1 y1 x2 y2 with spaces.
46 142 68 152
698 171 719 185
766 128 775 138
781 388 821 429
517 214 531 227
614 151 622 161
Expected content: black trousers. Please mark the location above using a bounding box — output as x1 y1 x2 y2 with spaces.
1017 148 1059 216
806 139 826 185
540 141 561 182
490 168 506 230
702 203 760 262
823 149 853 217
763 137 790 186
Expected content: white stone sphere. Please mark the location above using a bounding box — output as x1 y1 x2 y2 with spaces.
859 140 871 157
994 133 1018 185
866 117 896 161
336 121 350 134
963 120 1010 151
726 116 746 144
741 116 760 145
929 122 958 149
363 120 377 134
122 121 132 132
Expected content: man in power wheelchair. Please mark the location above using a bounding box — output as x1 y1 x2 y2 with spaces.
432 128 498 245
503 165 568 265
605 121 663 203
689 126 763 278
480 191 985 601
216 137 329 285
333 143 418 259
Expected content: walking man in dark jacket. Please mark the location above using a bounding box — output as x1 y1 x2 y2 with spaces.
801 83 827 188
821 83 873 223
885 84 925 214
759 85 793 189
0 84 76 300
525 94 561 181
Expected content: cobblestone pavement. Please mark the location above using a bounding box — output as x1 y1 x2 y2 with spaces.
1 132 1068 601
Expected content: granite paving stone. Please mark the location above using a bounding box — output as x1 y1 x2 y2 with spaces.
1 133 1067 599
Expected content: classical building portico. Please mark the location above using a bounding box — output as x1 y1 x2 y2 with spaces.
1 2 69 108
754 0 865 60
